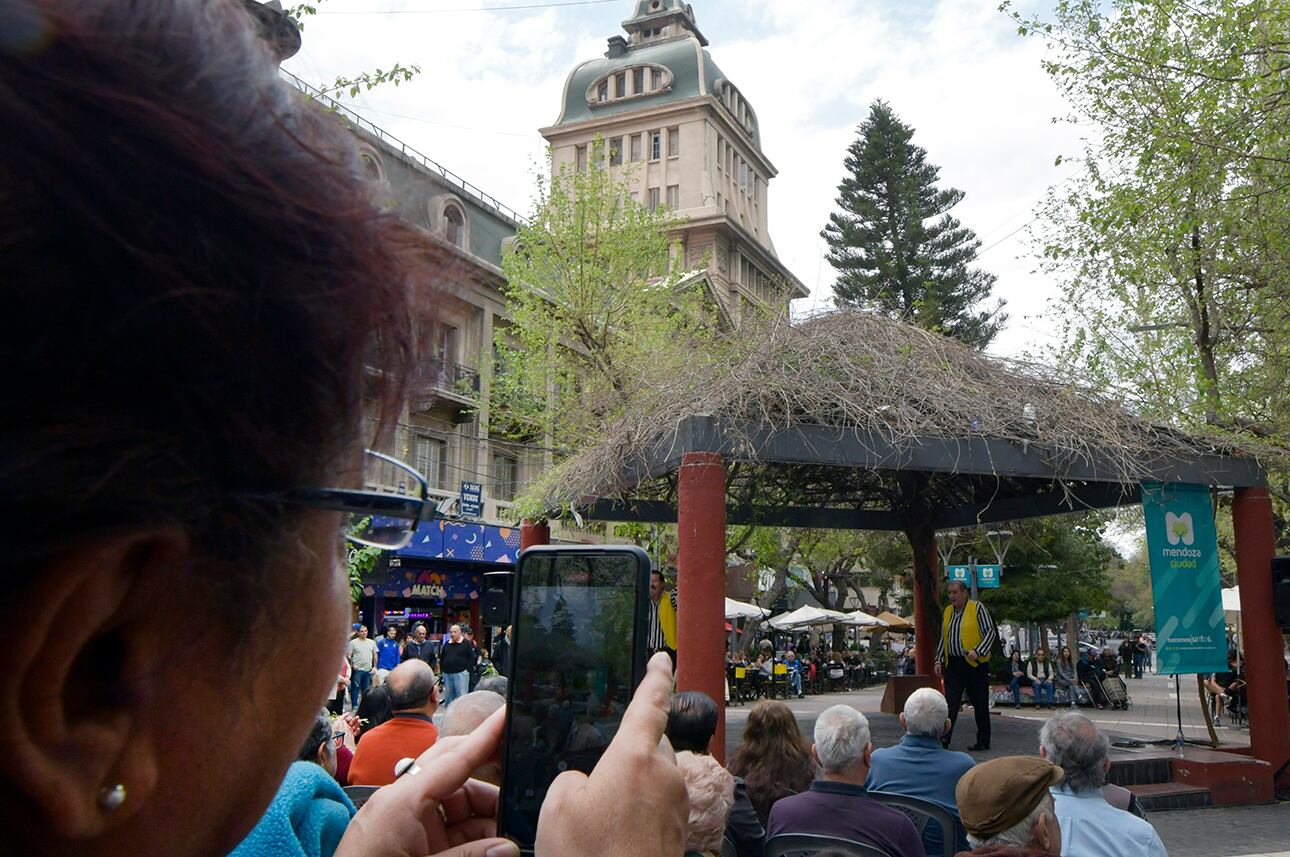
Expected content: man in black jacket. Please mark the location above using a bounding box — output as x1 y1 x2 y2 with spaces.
400 623 439 671
666 690 764 857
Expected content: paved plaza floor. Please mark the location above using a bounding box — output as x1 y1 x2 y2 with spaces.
725 673 1290 856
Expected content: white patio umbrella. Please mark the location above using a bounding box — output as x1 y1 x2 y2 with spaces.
725 597 769 620
840 609 888 628
1222 586 1241 618
768 605 839 629
1223 586 1243 669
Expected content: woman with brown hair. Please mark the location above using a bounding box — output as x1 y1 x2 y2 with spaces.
0 1 688 855
727 700 818 825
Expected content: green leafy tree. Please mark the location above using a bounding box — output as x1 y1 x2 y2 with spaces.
1007 0 1290 545
494 139 723 487
346 518 384 606
822 100 1006 349
965 517 1116 627
285 2 421 98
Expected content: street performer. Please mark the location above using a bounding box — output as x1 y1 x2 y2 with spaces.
936 579 998 751
647 568 679 666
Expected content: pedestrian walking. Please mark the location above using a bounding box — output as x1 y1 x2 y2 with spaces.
400 623 439 671
375 624 402 685
937 580 998 751
346 622 378 708
438 624 473 707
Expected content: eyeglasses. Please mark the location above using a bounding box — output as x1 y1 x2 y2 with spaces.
332 731 348 749
260 449 430 550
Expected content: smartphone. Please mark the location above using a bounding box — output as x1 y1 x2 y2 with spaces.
497 545 652 851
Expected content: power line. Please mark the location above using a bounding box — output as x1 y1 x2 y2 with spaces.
338 101 537 140
316 0 618 14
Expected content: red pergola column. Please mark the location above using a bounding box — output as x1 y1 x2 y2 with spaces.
1231 487 1290 778
911 527 941 678
519 518 550 551
676 451 727 761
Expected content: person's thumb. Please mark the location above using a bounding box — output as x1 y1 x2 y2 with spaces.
429 839 520 857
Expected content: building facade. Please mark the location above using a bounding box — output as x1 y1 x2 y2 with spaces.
541 0 807 322
280 71 539 638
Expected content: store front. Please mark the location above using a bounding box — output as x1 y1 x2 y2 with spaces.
358 520 520 649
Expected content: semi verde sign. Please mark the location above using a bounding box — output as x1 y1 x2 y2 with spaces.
1140 482 1228 675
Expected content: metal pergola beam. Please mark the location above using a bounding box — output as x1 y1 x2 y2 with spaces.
930 480 1140 530
639 416 1266 488
584 498 906 530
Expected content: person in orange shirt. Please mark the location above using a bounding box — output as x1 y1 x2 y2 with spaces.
347 660 440 786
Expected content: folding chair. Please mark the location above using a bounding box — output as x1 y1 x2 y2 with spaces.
869 791 963 857
772 661 790 699
342 785 379 809
765 833 893 857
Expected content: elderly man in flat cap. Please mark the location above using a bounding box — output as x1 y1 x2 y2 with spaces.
954 756 1064 856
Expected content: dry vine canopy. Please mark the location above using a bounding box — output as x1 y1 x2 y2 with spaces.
529 310 1279 512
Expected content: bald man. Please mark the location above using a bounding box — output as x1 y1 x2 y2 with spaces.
348 660 440 786
440 690 506 785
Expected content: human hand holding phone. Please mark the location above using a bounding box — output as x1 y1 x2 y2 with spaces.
334 706 518 857
534 652 687 856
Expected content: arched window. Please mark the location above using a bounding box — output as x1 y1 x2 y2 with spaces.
357 147 386 183
444 204 465 248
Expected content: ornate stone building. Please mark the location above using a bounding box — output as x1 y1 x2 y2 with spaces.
541 0 807 322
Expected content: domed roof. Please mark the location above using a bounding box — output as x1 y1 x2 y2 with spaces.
552 34 760 147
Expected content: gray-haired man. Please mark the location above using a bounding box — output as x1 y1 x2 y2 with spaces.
868 688 974 856
767 705 925 857
1039 712 1168 857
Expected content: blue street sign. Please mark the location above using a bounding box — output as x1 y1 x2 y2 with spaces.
976 564 1001 589
460 480 483 518
947 565 971 584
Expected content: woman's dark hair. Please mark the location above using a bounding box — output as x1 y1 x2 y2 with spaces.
1 0 429 601
666 690 718 753
727 700 816 824
355 683 393 741
297 710 332 764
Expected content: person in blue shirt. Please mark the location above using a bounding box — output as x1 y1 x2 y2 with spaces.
375 625 402 684
784 649 804 698
1039 712 1169 857
867 688 974 857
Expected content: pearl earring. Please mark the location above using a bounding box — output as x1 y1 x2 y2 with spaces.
98 784 126 812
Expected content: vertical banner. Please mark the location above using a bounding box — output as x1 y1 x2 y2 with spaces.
1140 482 1228 674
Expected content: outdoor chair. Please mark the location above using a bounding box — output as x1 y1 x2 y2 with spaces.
826 663 847 692
342 785 378 809
869 791 963 857
733 666 755 704
772 662 791 698
765 833 894 857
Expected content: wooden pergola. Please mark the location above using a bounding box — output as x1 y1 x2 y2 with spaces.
518 311 1287 778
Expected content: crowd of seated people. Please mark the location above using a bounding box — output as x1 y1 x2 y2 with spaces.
712 692 1169 857
727 640 902 702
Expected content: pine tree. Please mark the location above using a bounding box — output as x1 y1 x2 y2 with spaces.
822 101 1006 349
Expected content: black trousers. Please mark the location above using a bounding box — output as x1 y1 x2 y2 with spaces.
944 656 991 747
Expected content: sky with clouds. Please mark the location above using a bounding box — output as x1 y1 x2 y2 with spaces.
284 0 1084 358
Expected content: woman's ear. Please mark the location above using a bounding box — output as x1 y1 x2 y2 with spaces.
0 529 188 839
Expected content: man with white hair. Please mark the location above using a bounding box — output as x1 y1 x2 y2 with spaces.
955 756 1063 856
766 705 925 857
867 688 975 856
1039 712 1167 857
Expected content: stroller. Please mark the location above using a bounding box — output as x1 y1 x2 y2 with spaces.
1089 671 1131 710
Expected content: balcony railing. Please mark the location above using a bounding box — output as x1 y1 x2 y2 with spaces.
410 360 481 416
279 69 525 227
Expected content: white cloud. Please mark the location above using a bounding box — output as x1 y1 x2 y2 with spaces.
285 0 1083 356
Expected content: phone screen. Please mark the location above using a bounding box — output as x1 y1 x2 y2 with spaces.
498 546 649 849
